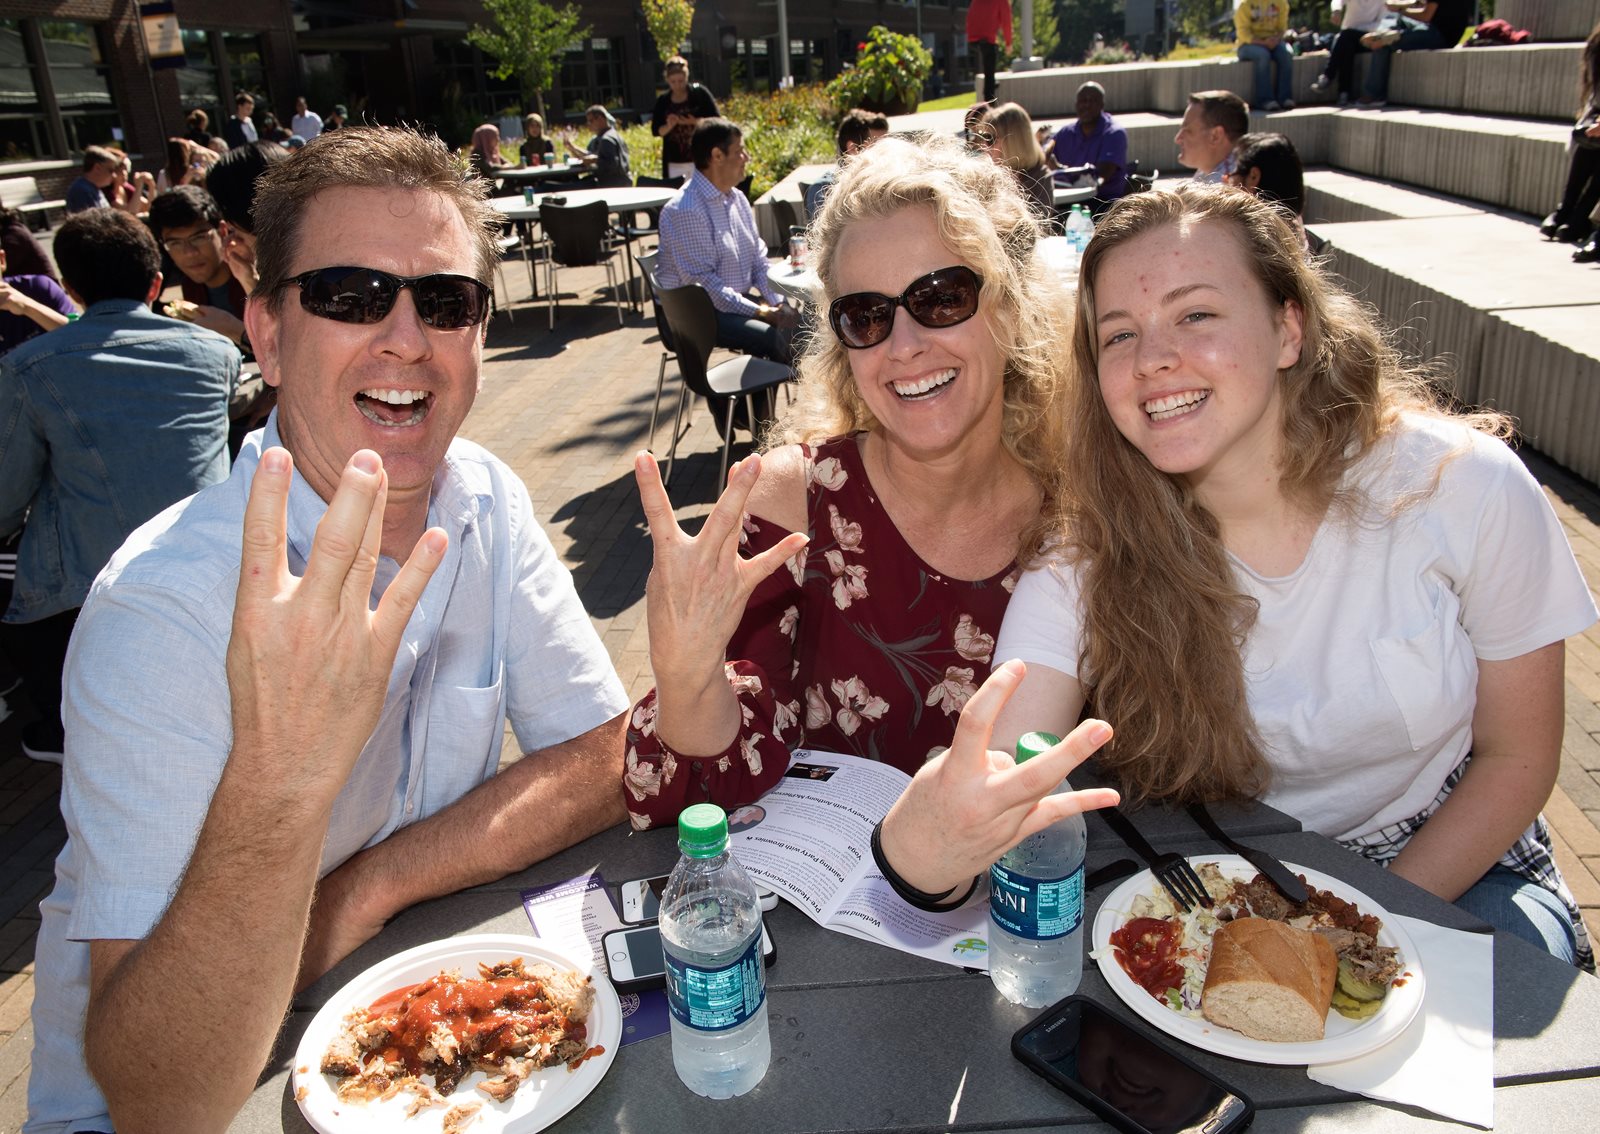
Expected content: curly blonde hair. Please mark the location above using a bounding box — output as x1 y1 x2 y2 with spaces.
767 132 1072 513
1026 182 1504 805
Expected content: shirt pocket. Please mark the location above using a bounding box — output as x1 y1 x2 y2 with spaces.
1370 591 1478 753
420 672 508 803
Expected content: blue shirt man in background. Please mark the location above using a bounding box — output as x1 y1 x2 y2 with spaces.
1050 82 1129 212
0 207 238 763
63 146 118 214
658 117 798 363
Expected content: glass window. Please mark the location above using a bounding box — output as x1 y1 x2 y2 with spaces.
176 28 220 125
0 20 47 162
223 31 265 99
590 38 624 108
38 20 120 153
435 37 520 120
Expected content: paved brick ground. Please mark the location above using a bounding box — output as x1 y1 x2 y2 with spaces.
0 246 1596 1130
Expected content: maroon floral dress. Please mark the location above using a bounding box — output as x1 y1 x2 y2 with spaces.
624 435 1019 830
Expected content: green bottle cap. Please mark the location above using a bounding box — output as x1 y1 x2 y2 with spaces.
1015 732 1062 764
677 803 729 857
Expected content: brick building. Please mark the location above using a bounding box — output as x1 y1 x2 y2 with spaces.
0 0 974 198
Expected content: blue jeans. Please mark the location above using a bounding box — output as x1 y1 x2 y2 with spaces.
1453 865 1577 965
714 309 791 364
1364 19 1447 100
1238 42 1294 107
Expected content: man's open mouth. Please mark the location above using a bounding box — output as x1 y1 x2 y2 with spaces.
1143 390 1209 421
355 388 432 427
891 368 956 401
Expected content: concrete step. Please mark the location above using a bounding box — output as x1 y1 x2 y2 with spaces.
1001 44 1583 123
1037 106 1567 218
1496 0 1600 42
1310 210 1600 481
1302 168 1486 223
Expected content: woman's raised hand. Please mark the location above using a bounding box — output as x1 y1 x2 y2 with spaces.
635 451 807 695
879 660 1121 895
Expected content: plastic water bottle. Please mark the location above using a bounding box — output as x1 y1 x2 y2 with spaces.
659 803 772 1098
988 732 1087 1007
1065 205 1094 255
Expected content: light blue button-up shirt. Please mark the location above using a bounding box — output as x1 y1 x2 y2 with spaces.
657 171 780 317
0 298 239 623
26 416 627 1133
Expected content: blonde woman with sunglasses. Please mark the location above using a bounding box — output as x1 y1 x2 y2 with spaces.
623 134 1114 854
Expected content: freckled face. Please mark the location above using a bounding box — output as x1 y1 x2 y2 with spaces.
831 205 1008 462
1092 221 1303 494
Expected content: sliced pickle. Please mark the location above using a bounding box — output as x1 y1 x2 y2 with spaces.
1336 958 1387 1002
1331 988 1383 1020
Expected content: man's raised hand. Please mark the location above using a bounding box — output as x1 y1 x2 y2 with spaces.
225 447 446 802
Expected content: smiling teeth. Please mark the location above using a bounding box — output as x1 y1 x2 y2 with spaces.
359 388 429 405
1144 391 1208 420
892 369 956 399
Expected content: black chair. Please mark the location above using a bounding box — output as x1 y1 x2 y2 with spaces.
615 174 683 311
634 249 678 451
655 282 794 493
536 199 624 330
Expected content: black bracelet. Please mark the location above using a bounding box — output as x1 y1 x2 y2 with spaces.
870 818 981 913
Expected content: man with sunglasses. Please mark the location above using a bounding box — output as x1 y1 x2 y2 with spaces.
657 117 801 365
26 127 629 1134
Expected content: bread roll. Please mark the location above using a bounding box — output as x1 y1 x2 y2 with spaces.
1200 917 1337 1042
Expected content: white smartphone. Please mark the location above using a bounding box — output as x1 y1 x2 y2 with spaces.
619 873 777 923
602 922 774 994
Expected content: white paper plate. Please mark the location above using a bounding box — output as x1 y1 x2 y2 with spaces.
1091 855 1425 1065
291 933 622 1133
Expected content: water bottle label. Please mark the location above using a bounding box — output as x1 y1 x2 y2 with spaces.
663 933 765 1032
989 861 1084 940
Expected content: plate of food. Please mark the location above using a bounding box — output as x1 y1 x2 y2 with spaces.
1090 855 1424 1065
291 933 621 1134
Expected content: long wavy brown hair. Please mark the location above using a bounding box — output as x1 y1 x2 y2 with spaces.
768 132 1072 511
1023 183 1504 805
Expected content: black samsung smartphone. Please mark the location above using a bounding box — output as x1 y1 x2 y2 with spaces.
602 921 774 994
1011 997 1253 1134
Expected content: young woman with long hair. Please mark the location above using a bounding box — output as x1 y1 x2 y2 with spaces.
1546 20 1600 260
880 183 1597 968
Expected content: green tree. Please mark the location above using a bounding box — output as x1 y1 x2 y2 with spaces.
641 0 696 67
466 0 589 120
1058 0 1123 63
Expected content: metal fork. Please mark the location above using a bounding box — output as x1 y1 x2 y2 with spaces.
1099 808 1214 912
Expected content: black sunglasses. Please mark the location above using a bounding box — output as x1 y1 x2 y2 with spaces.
827 266 984 350
289 266 490 329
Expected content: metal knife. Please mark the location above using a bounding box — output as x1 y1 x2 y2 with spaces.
1186 803 1310 904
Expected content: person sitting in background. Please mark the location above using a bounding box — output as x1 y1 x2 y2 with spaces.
203 141 290 296
653 55 720 181
1357 0 1473 108
1312 0 1388 107
1049 81 1129 212
519 113 555 166
982 102 1054 219
1236 2 1295 112
106 154 156 217
147 186 249 348
157 137 215 192
0 208 238 765
804 109 891 219
290 96 322 141
656 118 798 363
1544 20 1600 262
1175 90 1249 183
184 107 212 149
0 249 74 356
1227 132 1308 247
258 112 291 145
883 182 1595 971
0 206 58 281
325 103 347 131
65 147 119 214
468 123 509 180
622 132 1091 845
562 106 631 188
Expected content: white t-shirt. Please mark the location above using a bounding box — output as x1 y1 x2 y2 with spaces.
996 415 1597 841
